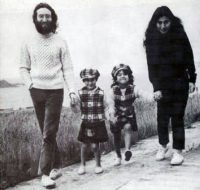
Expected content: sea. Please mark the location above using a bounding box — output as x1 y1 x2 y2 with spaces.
1 72 199 111
0 85 70 110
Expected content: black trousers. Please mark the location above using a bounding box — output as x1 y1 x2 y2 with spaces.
30 88 63 175
157 88 188 150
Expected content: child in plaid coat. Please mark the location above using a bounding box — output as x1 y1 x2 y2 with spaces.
109 63 141 166
74 68 109 175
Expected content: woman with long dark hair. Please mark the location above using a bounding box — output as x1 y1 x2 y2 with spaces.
144 6 196 165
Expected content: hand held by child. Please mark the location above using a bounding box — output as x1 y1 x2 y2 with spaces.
70 93 80 113
153 90 162 101
189 82 195 94
69 92 78 105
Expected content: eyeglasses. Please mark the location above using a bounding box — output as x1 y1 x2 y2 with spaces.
83 78 96 82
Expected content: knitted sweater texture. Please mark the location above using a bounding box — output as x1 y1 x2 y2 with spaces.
20 32 75 92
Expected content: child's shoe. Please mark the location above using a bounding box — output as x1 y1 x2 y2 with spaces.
78 165 86 175
114 157 122 166
95 166 103 174
156 145 168 161
49 168 62 180
41 175 56 188
124 150 132 161
170 149 184 165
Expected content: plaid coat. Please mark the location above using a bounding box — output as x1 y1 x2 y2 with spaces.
112 84 136 117
78 86 105 122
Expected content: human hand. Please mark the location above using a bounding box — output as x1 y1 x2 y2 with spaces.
109 114 117 124
29 83 33 90
189 82 195 94
69 92 78 106
153 90 162 101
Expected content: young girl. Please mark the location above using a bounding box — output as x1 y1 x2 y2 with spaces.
76 68 109 175
109 63 139 166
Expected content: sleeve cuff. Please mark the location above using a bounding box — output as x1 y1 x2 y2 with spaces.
189 74 197 83
153 85 160 92
27 82 33 90
152 80 161 92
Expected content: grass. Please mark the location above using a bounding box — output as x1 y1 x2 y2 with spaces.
0 93 200 188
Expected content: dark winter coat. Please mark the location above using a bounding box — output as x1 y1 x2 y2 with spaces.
146 30 196 92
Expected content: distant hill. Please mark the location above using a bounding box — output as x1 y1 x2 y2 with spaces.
0 80 17 88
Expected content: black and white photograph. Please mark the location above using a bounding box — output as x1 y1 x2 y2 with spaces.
0 0 200 189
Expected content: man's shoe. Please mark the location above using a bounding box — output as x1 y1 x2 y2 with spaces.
41 175 56 188
114 157 122 166
49 169 62 180
95 166 103 174
156 145 168 161
78 165 86 175
170 149 184 166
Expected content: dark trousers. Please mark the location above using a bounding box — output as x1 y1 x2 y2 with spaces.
30 88 63 175
157 89 188 150
111 116 138 158
113 132 122 158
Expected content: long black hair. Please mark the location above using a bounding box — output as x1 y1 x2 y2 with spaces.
143 6 184 47
32 3 58 33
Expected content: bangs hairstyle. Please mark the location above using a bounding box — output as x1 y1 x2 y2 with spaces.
111 66 134 87
143 6 184 47
32 3 58 33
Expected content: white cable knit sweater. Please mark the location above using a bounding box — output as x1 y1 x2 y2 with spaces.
20 32 75 93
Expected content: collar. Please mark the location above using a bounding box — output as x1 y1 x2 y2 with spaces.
36 32 54 39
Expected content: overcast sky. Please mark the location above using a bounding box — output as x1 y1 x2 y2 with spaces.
0 0 200 89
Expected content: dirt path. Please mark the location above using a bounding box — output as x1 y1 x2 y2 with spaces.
7 123 200 190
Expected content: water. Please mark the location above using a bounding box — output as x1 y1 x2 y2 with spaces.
0 86 69 110
2 72 199 110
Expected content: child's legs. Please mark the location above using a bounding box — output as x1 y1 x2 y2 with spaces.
110 121 122 158
80 143 87 166
132 131 138 145
113 132 122 158
123 123 132 150
91 143 101 166
128 114 138 145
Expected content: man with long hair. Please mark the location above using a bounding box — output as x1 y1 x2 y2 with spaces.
144 6 196 166
20 3 77 188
